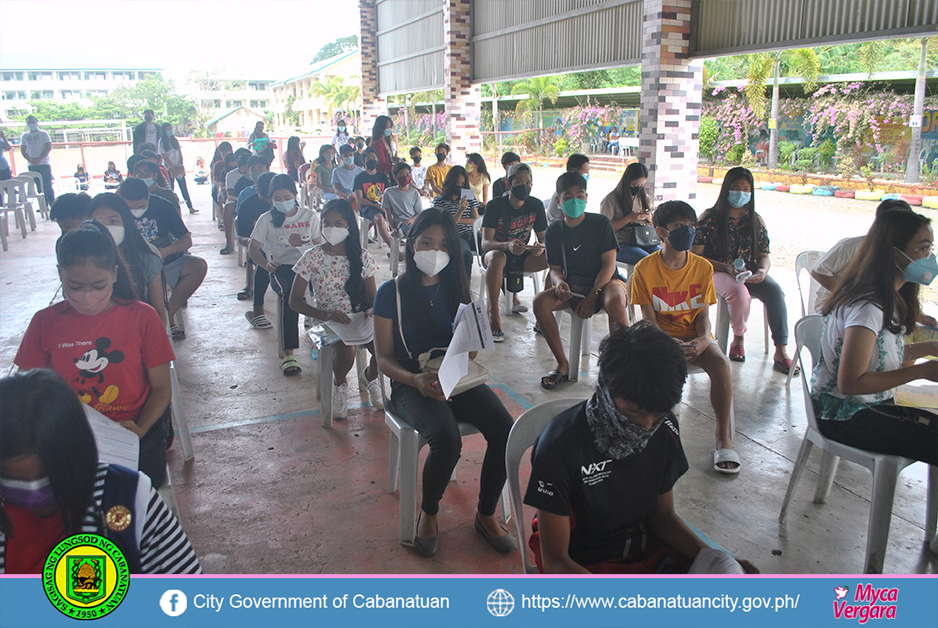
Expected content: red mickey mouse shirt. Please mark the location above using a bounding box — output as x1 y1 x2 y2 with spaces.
14 300 175 423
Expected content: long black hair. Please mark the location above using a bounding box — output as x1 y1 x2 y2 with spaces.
159 123 179 152
210 141 232 166
317 144 336 166
371 115 392 144
57 221 138 302
287 136 302 154
466 153 491 183
698 166 761 265
399 208 470 332
0 369 98 538
441 165 469 200
267 173 297 229
321 199 368 312
88 193 161 301
824 209 930 334
613 161 650 213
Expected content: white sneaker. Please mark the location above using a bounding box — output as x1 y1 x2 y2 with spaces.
332 383 348 419
367 375 385 410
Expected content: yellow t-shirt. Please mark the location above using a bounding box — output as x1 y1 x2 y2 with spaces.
426 163 451 193
629 251 716 339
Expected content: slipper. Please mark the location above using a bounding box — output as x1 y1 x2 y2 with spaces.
541 369 569 390
219 246 234 255
188 206 199 214
728 344 745 362
512 303 528 313
170 325 185 341
237 288 253 301
713 448 741 475
280 355 301 376
773 358 800 376
492 331 505 343
245 311 273 329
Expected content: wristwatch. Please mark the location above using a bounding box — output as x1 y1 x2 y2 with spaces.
593 288 602 296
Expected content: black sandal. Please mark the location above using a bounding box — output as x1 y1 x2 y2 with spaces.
540 369 569 390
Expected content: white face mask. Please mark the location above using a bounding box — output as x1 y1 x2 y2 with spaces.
414 250 450 277
322 227 349 246
106 225 125 246
130 207 147 219
140 177 155 188
272 200 295 213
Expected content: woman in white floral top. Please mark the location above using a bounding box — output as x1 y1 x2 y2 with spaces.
290 199 382 419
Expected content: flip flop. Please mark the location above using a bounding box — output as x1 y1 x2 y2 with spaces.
728 344 745 362
773 358 800 376
280 355 301 376
540 369 569 390
170 325 185 341
219 246 233 255
512 303 528 313
713 449 741 475
237 288 253 301
492 331 505 343
245 311 273 329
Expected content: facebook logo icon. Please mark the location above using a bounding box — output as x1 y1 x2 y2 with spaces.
160 590 188 616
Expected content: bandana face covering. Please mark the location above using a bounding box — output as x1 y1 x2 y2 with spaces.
584 381 665 460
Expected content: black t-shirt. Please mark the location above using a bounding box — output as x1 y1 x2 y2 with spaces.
354 171 390 207
134 195 189 264
524 402 688 567
481 194 547 244
492 177 507 199
237 195 270 239
546 213 619 285
372 279 456 372
234 175 254 197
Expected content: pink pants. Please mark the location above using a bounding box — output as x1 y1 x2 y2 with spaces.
713 271 751 337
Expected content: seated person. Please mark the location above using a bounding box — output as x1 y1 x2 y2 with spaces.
431 165 480 277
629 200 739 473
238 172 276 323
353 148 393 249
545 154 590 224
74 164 90 191
0 368 201 574
481 163 548 340
533 172 628 389
221 152 251 254
490 151 520 200
49 192 92 235
117 178 207 341
333 145 363 203
193 157 209 184
524 322 759 574
103 161 123 189
133 158 180 217
382 162 422 238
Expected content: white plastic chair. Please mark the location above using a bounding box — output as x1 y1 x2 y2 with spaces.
616 261 636 324
552 309 594 382
472 217 542 315
168 362 194 461
381 377 512 546
779 315 938 573
505 398 584 573
787 250 826 386
14 172 49 220
714 294 769 356
673 362 735 441
0 179 34 239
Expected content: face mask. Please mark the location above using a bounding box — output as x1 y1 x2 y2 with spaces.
897 249 938 286
466 164 475 173
144 116 153 123
343 157 354 167
728 190 751 208
106 225 125 246
272 200 295 214
561 198 587 218
130 207 147 219
250 171 261 183
664 225 696 251
338 126 346 132
510 184 531 201
141 177 155 188
166 130 173 137
0 477 56 510
65 284 114 317
27 123 38 132
630 185 643 196
436 152 446 162
365 159 378 171
414 250 450 277
357 144 365 150
413 157 421 164
397 176 411 188
384 128 393 137
322 227 349 246
583 173 590 183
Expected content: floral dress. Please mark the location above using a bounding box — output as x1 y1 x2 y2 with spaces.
292 245 376 312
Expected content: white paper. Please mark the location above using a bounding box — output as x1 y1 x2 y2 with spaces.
437 300 492 398
437 350 470 400
84 404 139 470
894 357 938 413
688 548 745 574
323 311 374 345
460 188 476 201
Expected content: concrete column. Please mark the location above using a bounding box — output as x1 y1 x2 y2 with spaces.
358 0 386 137
638 0 703 204
443 0 481 162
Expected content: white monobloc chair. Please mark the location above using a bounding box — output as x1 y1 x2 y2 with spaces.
0 179 34 239
779 315 938 573
714 294 769 356
787 250 826 386
380 377 512 546
673 362 736 441
472 217 542 315
14 172 49 220
505 398 585 573
552 309 594 382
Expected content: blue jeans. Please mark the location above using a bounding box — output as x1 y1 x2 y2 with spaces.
616 244 660 265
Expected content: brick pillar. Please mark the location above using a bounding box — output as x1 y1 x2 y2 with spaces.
443 0 481 163
359 0 385 137
638 0 702 204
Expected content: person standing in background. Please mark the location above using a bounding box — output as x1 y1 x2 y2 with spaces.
0 129 12 181
332 119 351 154
20 115 55 205
132 109 160 152
159 123 195 213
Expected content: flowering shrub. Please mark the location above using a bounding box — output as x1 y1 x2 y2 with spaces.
560 98 625 151
701 89 766 164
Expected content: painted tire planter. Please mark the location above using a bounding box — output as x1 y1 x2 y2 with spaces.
880 193 900 201
697 176 713 183
900 194 924 206
790 184 815 194
834 189 855 198
812 186 839 196
774 185 791 192
923 196 938 209
760 183 777 191
855 189 885 201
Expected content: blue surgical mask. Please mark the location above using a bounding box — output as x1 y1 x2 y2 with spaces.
384 128 393 137
141 177 155 188
664 225 696 251
343 157 354 167
27 123 39 132
561 198 587 218
582 173 590 183
338 126 346 132
272 200 295 214
728 190 751 208
897 249 938 286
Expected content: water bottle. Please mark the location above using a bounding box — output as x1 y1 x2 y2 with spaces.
734 258 752 283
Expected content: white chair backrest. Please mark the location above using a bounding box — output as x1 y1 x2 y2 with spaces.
472 216 485 268
506 397 584 573
795 250 825 317
795 315 825 432
12 175 38 196
16 171 42 189
0 180 26 208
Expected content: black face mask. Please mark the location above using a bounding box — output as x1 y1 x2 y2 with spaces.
511 184 531 201
413 157 421 164
365 159 378 171
357 144 365 150
630 185 644 196
436 153 446 161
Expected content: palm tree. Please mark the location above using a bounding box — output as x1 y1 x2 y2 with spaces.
745 49 819 169
511 76 560 131
312 76 359 127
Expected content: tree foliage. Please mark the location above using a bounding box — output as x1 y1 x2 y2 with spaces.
312 35 358 63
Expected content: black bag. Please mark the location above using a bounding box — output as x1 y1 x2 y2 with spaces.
626 222 660 248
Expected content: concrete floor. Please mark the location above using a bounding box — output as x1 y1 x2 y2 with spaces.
1 170 935 575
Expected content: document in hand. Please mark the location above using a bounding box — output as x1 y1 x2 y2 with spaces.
895 357 938 412
437 300 492 399
84 404 140 470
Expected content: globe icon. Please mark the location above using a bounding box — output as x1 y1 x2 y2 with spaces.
487 589 514 617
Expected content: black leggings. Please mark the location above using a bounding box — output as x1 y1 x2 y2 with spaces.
390 381 513 517
269 264 300 351
818 404 937 466
138 407 169 488
170 176 192 206
253 264 270 308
